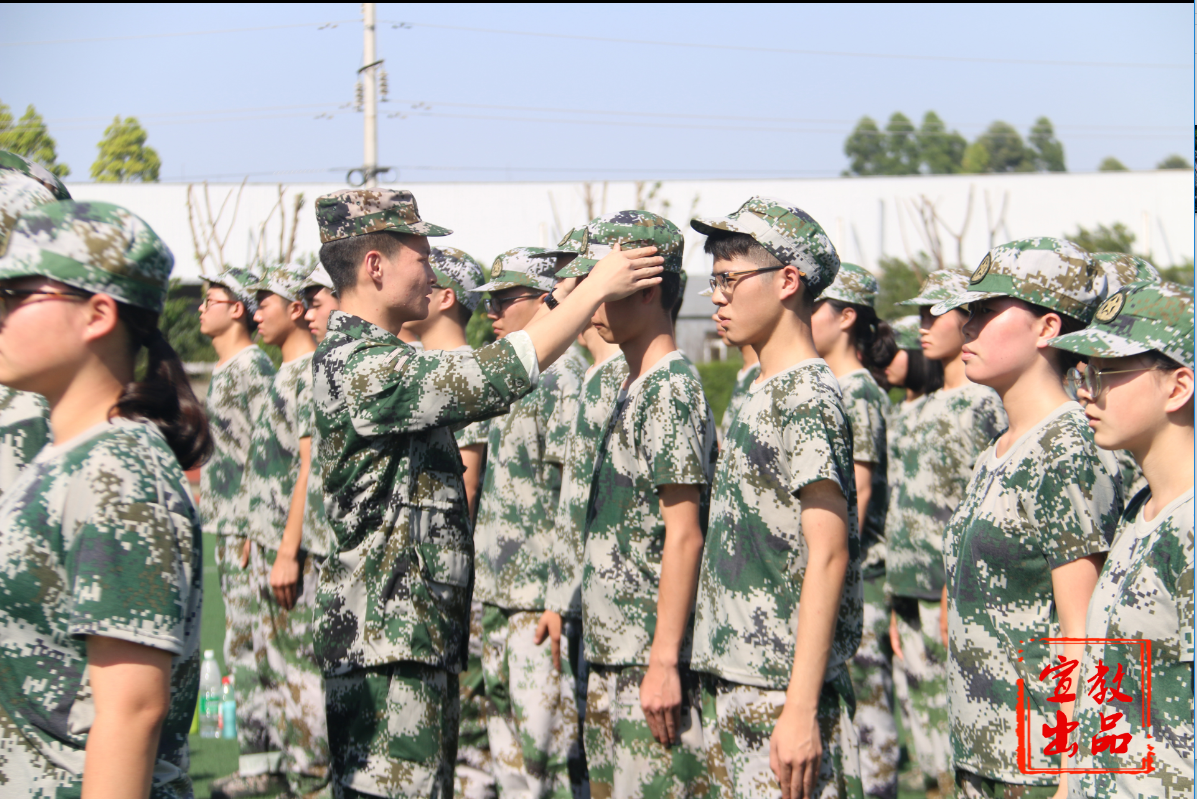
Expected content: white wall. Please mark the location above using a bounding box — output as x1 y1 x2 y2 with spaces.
67 170 1194 283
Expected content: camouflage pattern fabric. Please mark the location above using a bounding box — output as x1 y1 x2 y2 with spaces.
249 262 316 304
701 675 864 799
0 150 70 200
0 150 70 247
316 188 452 244
692 360 861 690
884 384 1007 601
690 197 841 298
1090 252 1160 298
430 247 486 312
945 403 1121 784
717 361 760 439
450 345 491 452
304 422 336 559
838 369 888 579
585 664 707 799
931 238 1100 324
325 661 459 798
581 351 717 667
311 311 536 676
474 347 586 611
215 534 272 757
0 199 173 313
243 543 331 794
241 353 317 551
891 596 953 797
456 600 495 799
849 576 898 799
1069 489 1193 799
303 263 336 293
897 269 972 310
554 210 684 278
0 418 201 799
201 345 276 537
1049 280 1194 371
0 386 49 500
474 246 557 293
548 352 629 618
208 265 262 314
821 262 879 308
955 771 1056 799
890 316 921 351
481 607 582 799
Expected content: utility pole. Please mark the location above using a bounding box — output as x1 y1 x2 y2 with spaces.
362 2 378 188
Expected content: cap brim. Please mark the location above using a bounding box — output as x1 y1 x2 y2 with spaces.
690 217 749 237
473 271 552 293
930 290 1004 316
1048 328 1150 360
698 286 714 297
402 222 453 238
555 257 599 279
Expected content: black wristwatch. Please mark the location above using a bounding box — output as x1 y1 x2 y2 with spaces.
544 289 560 310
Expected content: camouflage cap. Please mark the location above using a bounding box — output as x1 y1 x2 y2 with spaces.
1 151 71 245
690 196 840 298
891 314 922 350
0 200 173 313
206 266 261 314
247 262 313 303
0 151 70 201
430 246 486 312
896 268 972 308
931 238 1100 323
820 262 878 307
543 226 585 257
1049 280 1193 371
1092 252 1161 299
474 247 556 293
555 210 684 279
301 263 336 294
315 188 452 244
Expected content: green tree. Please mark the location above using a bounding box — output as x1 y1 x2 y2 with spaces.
875 254 931 322
1098 156 1128 172
843 116 888 176
0 101 69 177
916 111 966 174
91 116 160 183
1159 261 1194 286
1156 154 1190 169
697 355 744 427
973 121 1034 172
160 280 216 363
961 140 992 174
1067 222 1135 254
466 303 495 349
1028 116 1066 172
884 112 920 175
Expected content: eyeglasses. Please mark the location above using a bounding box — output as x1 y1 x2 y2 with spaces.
201 297 237 310
1066 365 1161 398
0 287 91 321
708 266 785 296
484 294 540 316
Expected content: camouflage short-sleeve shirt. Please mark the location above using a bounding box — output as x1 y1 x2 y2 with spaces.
312 312 535 674
1070 488 1194 799
474 346 586 611
0 418 202 798
200 345 276 536
838 369 888 578
450 345 492 448
581 351 717 667
945 403 1121 784
692 360 862 690
548 352 628 617
0 386 49 501
719 362 760 437
242 352 315 552
885 383 1007 600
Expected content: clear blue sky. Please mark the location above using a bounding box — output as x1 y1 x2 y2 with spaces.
1 3 1191 183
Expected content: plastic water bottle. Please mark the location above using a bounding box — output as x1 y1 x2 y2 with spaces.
198 650 223 739
220 675 238 740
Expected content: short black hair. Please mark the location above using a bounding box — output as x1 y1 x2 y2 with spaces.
659 272 681 314
318 231 409 294
702 230 815 304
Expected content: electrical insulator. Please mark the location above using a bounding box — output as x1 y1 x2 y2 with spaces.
354 81 363 112
379 69 389 101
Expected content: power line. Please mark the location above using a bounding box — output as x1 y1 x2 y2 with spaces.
0 21 356 47
156 164 846 182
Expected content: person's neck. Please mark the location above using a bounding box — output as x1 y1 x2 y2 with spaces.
276 325 316 363
821 339 864 379
621 317 677 383
740 345 759 370
755 313 819 381
339 293 407 337
905 388 923 404
1136 422 1194 520
47 360 128 446
992 362 1071 457
585 336 621 372
942 352 969 390
417 314 468 351
211 324 255 365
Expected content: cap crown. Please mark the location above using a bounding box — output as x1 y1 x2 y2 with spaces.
1051 281 1193 370
965 238 1100 322
316 188 452 243
557 210 684 278
249 262 314 303
897 268 972 307
891 315 921 350
301 263 336 294
821 262 878 307
208 266 261 313
691 196 840 297
0 151 70 200
430 247 485 311
0 200 172 312
476 246 557 293
1091 252 1161 298
1 151 72 245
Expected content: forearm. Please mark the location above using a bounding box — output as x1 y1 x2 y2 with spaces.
279 439 311 556
523 280 606 370
853 461 873 530
650 523 704 666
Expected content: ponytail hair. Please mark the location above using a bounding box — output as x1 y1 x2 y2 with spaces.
112 303 213 471
825 299 899 389
902 348 944 395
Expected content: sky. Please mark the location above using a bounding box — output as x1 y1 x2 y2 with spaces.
1 3 1192 184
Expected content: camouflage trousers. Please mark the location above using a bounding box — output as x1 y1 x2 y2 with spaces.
585 663 707 799
700 671 863 799
215 535 276 762
892 596 953 798
481 606 583 799
456 601 495 799
326 661 459 798
954 771 1056 799
848 577 898 799
246 542 332 796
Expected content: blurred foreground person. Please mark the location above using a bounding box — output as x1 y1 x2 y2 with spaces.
1051 281 1194 799
0 201 210 798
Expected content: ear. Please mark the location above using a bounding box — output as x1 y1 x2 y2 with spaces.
287 299 307 323
838 305 857 332
81 293 121 344
776 265 803 302
439 288 458 312
229 301 246 321
363 250 385 288
1034 311 1065 348
638 283 659 305
1164 367 1195 414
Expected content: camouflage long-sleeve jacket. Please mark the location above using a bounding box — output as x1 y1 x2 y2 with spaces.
312 311 536 675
